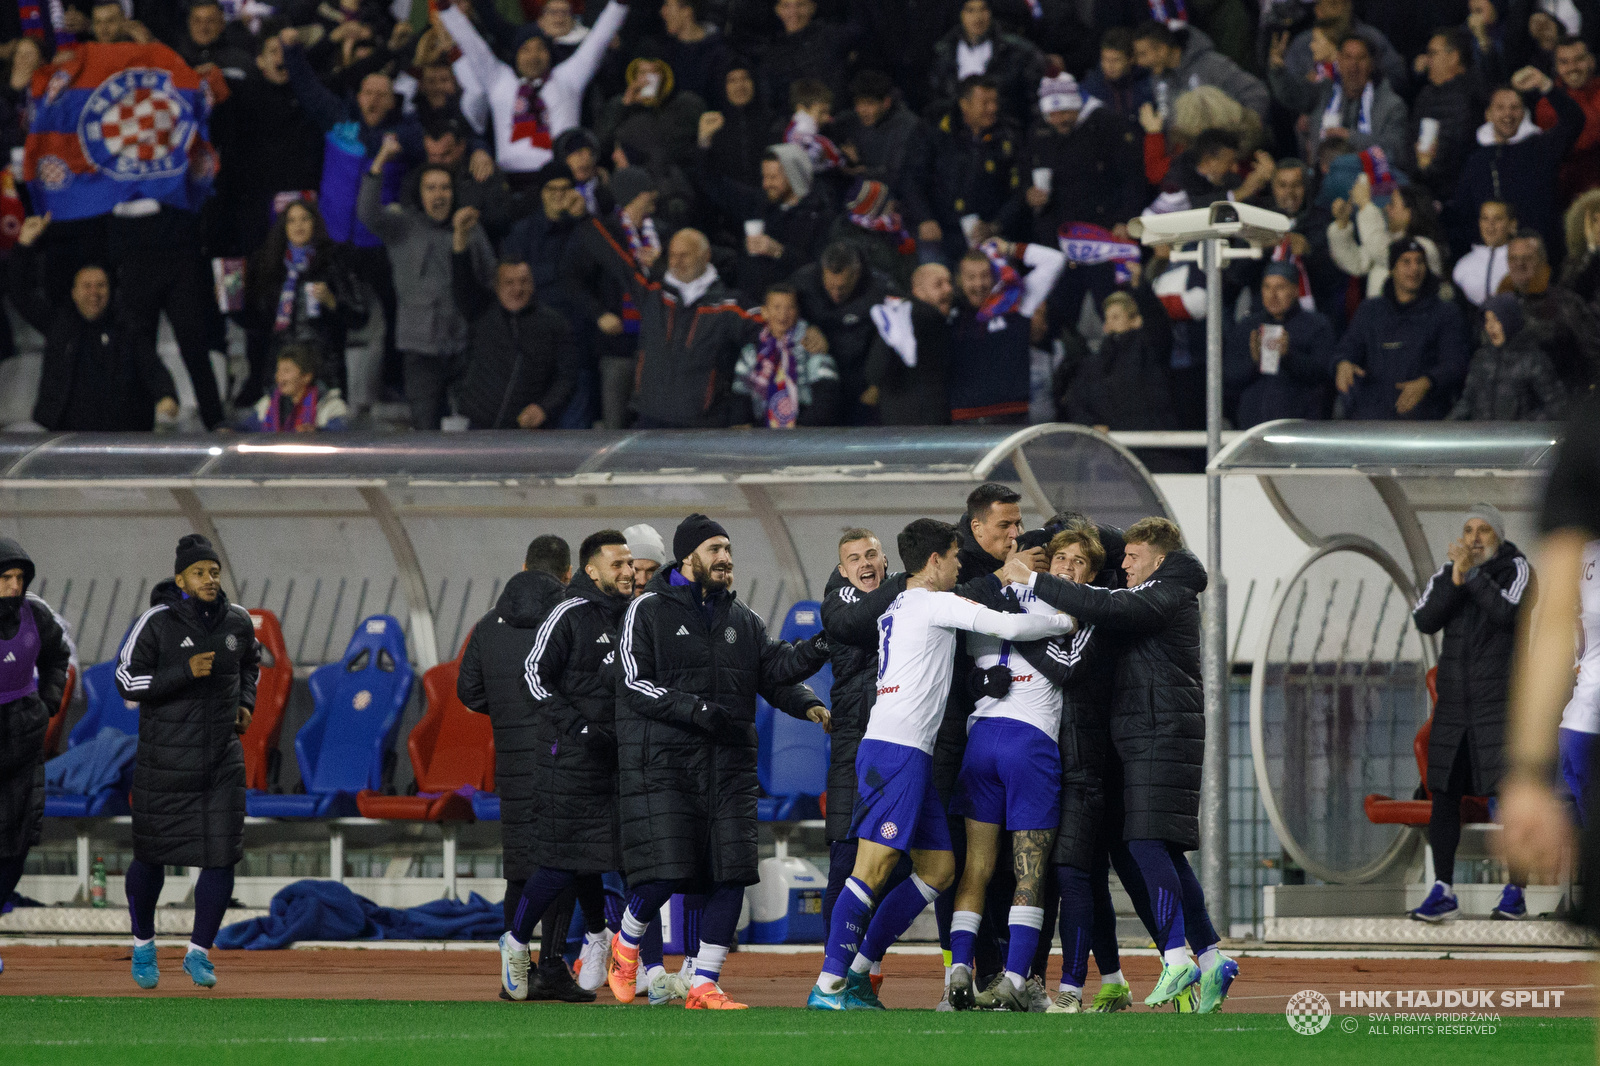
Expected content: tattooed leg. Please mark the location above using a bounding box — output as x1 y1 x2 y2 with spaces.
1011 829 1056 908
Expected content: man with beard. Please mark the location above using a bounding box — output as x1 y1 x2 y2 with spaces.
115 536 259 990
498 532 635 1001
608 514 831 1009
0 540 72 977
460 535 594 1002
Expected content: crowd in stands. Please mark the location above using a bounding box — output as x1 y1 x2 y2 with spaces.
3 0 1600 435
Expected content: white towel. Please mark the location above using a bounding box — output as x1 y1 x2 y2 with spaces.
871 296 919 368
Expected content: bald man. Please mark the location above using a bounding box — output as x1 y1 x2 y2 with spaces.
863 265 954 425
584 224 760 428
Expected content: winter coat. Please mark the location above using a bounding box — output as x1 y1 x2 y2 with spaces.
521 571 632 873
792 263 895 420
828 103 921 190
1080 68 1155 123
1030 549 1209 850
1284 21 1410 94
1224 304 1337 427
864 298 952 426
356 171 495 356
927 26 1047 122
1450 87 1585 259
240 240 366 384
452 251 578 430
1268 72 1409 166
818 568 898 841
1025 102 1145 245
1412 542 1532 795
8 244 176 433
213 74 329 254
585 236 763 428
756 18 857 107
1064 327 1178 430
1153 26 1269 118
0 539 71 860
1448 338 1567 420
1411 75 1483 202
692 158 835 301
1332 274 1471 421
901 110 1026 262
614 570 826 886
458 569 570 881
116 586 260 869
1502 272 1600 397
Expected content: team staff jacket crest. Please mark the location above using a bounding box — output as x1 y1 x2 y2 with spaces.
116 583 259 869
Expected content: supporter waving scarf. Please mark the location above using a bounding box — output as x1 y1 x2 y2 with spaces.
1058 222 1140 285
974 238 1023 324
846 180 916 255
745 322 802 428
617 209 660 336
1358 145 1398 198
1321 80 1374 136
1148 0 1186 25
19 0 74 47
274 243 312 333
785 110 844 171
513 79 551 147
263 388 317 432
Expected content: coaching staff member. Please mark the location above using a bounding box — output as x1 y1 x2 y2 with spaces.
0 538 72 977
459 534 593 1002
115 535 259 991
608 514 831 1009
498 531 635 1001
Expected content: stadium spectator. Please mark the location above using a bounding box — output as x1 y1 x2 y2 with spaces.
698 62 773 189
1328 179 1447 298
358 134 495 429
241 200 364 402
693 131 830 299
1242 160 1344 323
1447 293 1567 420
1411 505 1533 922
730 282 840 426
116 535 259 991
1536 36 1600 203
421 115 516 242
928 0 1047 123
1497 229 1600 395
1334 239 1470 420
829 70 920 189
1269 31 1409 166
1224 262 1337 426
1133 21 1268 125
500 530 636 1001
1277 0 1409 91
1059 290 1177 431
596 58 706 193
1452 200 1516 308
903 75 1025 263
452 253 578 431
756 0 857 107
1154 128 1275 213
1081 28 1154 122
504 162 590 327
610 513 829 1010
647 0 731 106
826 180 918 290
1559 188 1600 312
948 239 1064 424
175 0 251 76
793 242 896 425
458 535 589 1001
1024 73 1145 246
1411 29 1485 202
10 215 179 433
0 537 72 980
237 344 352 433
864 266 955 426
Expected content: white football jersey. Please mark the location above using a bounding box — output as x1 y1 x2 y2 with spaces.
969 583 1073 740
1561 540 1600 735
863 584 1074 755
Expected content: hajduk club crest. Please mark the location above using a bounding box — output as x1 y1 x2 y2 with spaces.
78 68 196 180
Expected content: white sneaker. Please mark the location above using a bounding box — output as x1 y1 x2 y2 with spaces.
648 960 692 1006
1045 988 1083 1014
498 932 530 1001
1026 975 1051 1012
575 932 610 992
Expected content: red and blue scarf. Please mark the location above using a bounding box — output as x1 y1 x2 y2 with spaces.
1058 222 1140 285
617 209 660 336
747 324 802 428
975 238 1023 323
274 243 312 333
263 388 318 432
846 180 916 255
513 78 551 148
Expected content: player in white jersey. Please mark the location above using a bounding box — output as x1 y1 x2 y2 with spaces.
1558 541 1600 824
808 519 1076 1010
946 529 1078 1011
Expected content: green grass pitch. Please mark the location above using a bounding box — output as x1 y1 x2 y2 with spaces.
1 999 1592 1066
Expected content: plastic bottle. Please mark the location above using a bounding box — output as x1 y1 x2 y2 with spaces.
90 857 107 908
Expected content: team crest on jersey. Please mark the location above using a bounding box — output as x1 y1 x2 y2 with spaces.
880 821 898 840
724 627 737 644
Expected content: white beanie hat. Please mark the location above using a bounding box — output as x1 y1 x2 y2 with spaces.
1465 503 1506 543
1038 73 1083 115
623 523 666 564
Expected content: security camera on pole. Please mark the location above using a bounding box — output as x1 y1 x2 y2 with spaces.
1126 201 1292 933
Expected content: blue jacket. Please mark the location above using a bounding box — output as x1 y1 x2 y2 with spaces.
1333 276 1470 421
1224 304 1336 427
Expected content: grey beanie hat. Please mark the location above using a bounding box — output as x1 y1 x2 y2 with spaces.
623 523 666 565
1465 502 1506 542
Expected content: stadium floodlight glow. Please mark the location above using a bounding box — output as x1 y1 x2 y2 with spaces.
1126 201 1292 248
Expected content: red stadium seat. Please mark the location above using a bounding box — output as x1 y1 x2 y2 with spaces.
355 638 492 822
241 610 293 792
1363 667 1492 826
41 663 76 758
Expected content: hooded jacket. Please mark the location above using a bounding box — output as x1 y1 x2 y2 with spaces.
458 568 569 881
1449 336 1567 421
520 570 632 872
1413 541 1532 795
1450 86 1585 257
928 25 1048 121
0 538 72 860
1030 549 1209 849
1154 26 1268 118
116 581 260 869
614 568 826 886
1332 273 1470 421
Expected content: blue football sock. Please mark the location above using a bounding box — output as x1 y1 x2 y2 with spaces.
821 876 875 980
949 909 981 969
859 873 941 965
511 867 576 945
1005 905 1044 986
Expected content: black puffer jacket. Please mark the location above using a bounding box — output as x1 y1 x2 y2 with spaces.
117 582 259 869
458 568 569 881
1030 549 1208 850
615 570 826 887
0 538 72 860
818 568 895 842
1412 542 1531 795
1447 340 1566 422
521 571 631 873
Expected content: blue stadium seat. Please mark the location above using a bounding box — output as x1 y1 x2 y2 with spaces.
757 601 831 821
247 615 413 818
44 631 139 818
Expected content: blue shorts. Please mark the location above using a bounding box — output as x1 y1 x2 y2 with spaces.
956 717 1062 831
1561 728 1599 826
851 739 952 853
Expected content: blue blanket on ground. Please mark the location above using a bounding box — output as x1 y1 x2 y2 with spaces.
44 728 137 795
215 879 503 949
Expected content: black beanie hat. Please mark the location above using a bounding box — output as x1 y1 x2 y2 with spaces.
1017 528 1052 553
673 514 729 563
1388 236 1428 272
175 533 220 576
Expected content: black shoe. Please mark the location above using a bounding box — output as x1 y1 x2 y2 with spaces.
528 962 597 1003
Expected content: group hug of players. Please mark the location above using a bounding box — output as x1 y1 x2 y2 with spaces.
482 484 1231 1014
